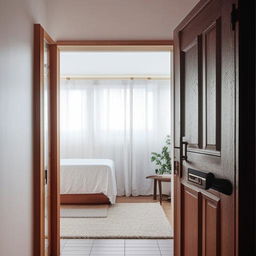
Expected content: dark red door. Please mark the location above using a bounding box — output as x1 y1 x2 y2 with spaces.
173 0 238 255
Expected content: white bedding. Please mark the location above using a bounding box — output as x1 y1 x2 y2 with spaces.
60 159 117 204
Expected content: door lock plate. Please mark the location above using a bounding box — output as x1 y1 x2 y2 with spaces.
187 168 214 190
188 173 203 185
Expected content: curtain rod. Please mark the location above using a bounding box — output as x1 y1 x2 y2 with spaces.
60 75 170 80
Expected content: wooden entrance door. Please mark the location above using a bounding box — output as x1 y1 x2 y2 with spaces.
173 0 238 255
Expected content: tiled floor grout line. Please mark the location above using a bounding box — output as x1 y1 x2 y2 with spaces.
61 239 67 254
89 239 94 256
60 239 173 255
157 240 163 256
60 240 63 254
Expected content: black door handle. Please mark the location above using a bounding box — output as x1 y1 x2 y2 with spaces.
211 178 233 196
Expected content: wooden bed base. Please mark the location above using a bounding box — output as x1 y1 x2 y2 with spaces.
60 193 110 205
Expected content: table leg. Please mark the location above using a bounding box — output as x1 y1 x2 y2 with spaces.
153 179 157 200
158 180 162 204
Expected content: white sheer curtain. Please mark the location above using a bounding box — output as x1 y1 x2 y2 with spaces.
60 79 170 196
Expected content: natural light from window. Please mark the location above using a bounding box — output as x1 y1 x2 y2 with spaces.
60 50 171 133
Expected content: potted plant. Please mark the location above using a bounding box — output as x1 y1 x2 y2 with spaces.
151 135 171 175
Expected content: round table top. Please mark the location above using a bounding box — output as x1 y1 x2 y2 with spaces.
146 174 171 182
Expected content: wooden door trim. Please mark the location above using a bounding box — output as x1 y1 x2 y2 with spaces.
45 31 56 45
57 40 173 53
53 40 173 255
56 40 173 46
33 24 58 256
33 23 45 256
49 44 60 256
174 0 210 35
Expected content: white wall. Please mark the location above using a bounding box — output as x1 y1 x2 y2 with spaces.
47 0 199 40
60 51 171 76
0 0 47 255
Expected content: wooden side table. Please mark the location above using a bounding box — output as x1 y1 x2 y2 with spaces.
146 175 171 204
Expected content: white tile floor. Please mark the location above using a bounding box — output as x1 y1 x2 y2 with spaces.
61 239 173 256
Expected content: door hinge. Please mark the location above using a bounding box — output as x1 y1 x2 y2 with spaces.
174 161 180 176
45 169 48 185
231 4 239 31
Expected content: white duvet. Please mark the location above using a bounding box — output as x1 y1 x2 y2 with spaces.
60 159 117 204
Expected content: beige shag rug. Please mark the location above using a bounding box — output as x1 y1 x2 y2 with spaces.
61 203 173 239
60 205 108 218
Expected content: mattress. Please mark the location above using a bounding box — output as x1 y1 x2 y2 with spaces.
60 159 117 204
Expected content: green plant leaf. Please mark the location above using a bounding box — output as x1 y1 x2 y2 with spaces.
150 135 172 174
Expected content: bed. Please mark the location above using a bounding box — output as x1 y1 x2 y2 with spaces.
60 159 117 205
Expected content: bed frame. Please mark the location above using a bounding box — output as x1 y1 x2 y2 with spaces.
60 193 110 205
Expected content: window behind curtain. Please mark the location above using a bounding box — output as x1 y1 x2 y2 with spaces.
60 79 170 196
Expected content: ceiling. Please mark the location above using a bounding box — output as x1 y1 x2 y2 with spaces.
46 0 199 40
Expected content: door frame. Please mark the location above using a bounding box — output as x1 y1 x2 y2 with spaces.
56 39 174 245
33 24 60 256
237 0 256 254
34 38 173 256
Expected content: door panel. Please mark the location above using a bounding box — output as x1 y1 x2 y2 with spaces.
203 18 222 152
174 0 237 256
205 27 217 148
202 195 220 256
181 185 200 256
183 41 200 148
